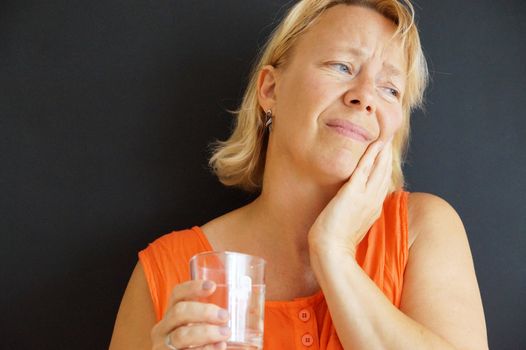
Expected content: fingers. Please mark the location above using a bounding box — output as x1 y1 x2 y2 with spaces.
166 279 217 311
166 323 231 349
152 280 230 349
366 139 393 190
353 140 385 181
157 280 229 334
347 137 392 190
181 341 226 350
164 300 229 330
174 343 226 350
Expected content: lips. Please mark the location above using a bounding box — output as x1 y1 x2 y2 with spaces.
325 119 372 142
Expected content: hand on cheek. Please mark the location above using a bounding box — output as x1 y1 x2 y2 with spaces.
308 137 394 257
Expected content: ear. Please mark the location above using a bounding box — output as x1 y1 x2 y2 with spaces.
257 65 278 112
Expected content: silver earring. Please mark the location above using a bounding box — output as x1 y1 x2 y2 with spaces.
264 109 273 132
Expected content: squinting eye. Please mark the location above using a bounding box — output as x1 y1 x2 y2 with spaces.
331 63 352 75
386 87 400 98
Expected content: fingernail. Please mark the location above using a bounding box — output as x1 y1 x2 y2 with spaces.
219 326 230 336
217 309 229 320
202 280 214 290
214 341 226 350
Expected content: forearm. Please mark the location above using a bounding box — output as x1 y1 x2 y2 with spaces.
310 249 458 350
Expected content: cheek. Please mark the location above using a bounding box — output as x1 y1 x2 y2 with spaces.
277 68 332 120
377 108 403 140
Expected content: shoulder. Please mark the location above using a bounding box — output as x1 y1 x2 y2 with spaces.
139 227 209 277
407 192 460 218
401 193 488 349
407 192 464 248
141 228 201 253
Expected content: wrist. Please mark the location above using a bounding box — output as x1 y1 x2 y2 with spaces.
309 238 357 260
309 242 356 271
309 243 359 289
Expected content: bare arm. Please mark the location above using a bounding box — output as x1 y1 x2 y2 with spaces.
109 262 157 350
399 192 488 349
310 192 488 350
109 262 231 350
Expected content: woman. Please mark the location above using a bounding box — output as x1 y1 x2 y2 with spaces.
110 0 488 349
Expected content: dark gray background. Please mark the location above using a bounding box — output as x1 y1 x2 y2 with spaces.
1 0 524 349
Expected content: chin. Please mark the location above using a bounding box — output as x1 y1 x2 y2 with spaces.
313 160 359 187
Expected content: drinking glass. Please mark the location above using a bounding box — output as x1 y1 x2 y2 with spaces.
189 251 266 350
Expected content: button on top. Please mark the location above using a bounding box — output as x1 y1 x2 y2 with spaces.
301 333 314 347
298 308 311 322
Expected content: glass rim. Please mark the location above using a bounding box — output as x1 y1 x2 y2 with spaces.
189 250 267 267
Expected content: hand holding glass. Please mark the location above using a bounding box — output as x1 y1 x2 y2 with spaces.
190 251 266 350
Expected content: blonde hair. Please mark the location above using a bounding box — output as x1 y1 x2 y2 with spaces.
209 0 429 192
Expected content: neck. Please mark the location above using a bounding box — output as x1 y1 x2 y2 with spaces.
244 153 345 261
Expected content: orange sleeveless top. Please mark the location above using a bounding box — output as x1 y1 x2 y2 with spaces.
139 191 409 349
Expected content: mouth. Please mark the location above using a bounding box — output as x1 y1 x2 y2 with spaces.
325 119 372 142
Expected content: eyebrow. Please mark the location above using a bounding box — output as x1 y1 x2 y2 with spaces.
382 63 404 79
344 47 369 58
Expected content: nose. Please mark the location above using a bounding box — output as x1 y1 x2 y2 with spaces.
344 78 376 114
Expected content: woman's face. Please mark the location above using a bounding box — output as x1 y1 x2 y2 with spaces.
264 5 406 184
